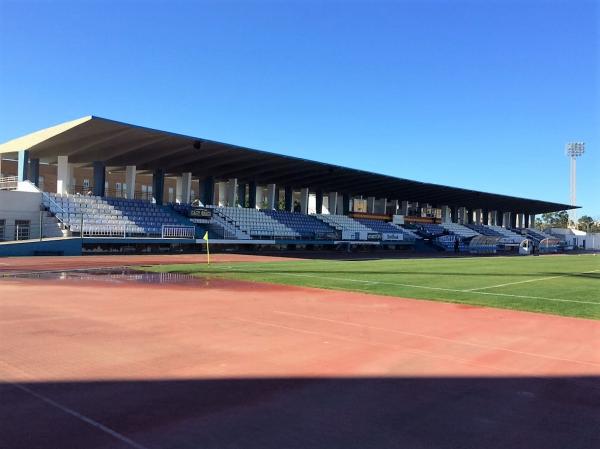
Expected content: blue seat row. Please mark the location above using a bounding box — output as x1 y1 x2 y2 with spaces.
467 224 503 237
356 219 400 234
45 194 195 237
262 210 336 239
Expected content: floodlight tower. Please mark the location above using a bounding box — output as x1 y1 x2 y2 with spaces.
565 141 585 223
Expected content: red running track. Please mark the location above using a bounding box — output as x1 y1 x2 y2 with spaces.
0 257 599 449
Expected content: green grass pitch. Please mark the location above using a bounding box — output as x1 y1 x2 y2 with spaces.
143 254 600 320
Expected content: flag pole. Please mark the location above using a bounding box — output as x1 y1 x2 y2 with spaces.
203 231 210 265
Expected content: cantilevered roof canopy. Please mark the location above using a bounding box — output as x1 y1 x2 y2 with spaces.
0 116 574 214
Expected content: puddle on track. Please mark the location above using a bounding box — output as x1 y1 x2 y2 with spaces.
0 268 206 285
0 268 302 292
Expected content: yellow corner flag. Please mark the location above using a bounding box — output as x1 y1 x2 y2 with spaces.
203 231 210 265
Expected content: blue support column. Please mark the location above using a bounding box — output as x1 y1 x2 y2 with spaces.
284 186 293 211
343 193 350 215
202 177 214 205
482 209 489 225
274 186 281 210
524 214 530 228
92 161 106 197
237 183 247 207
248 181 257 209
29 158 40 187
497 210 504 227
316 189 323 214
17 150 29 182
510 212 517 229
153 167 165 205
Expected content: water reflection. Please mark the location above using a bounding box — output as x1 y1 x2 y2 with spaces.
1 269 202 285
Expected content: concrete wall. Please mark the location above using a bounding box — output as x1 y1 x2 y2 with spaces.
0 237 81 257
549 228 600 249
583 233 600 250
0 190 62 240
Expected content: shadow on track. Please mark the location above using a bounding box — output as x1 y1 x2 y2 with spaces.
3 376 599 449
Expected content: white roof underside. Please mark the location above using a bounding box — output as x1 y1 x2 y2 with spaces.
0 116 93 155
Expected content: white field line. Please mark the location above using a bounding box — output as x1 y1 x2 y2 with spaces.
473 290 598 305
5 380 150 449
273 310 600 368
212 266 600 305
465 269 600 292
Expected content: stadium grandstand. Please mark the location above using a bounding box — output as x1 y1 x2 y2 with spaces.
0 116 573 256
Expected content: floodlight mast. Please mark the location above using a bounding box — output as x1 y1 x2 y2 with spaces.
565 142 585 224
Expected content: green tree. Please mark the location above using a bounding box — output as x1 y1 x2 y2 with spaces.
577 215 600 232
534 218 545 230
540 210 570 228
578 215 594 231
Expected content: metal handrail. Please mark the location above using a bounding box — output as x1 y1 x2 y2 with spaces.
161 224 195 239
41 191 69 227
0 176 18 190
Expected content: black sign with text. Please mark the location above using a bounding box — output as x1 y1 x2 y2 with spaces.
188 207 213 219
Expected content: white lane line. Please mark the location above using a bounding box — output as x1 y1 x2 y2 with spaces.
217 268 599 305
466 269 600 292
6 381 150 449
273 310 600 368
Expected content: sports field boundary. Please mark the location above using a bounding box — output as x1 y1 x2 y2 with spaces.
209 265 600 306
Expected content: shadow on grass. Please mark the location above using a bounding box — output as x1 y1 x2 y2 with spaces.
2 376 599 449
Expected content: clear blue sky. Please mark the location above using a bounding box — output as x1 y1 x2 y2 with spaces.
1 0 598 217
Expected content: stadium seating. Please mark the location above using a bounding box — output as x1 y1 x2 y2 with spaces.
396 226 421 241
467 224 503 237
356 219 400 234
487 225 525 243
417 223 446 237
356 219 416 241
436 234 469 252
263 210 337 239
168 203 237 239
523 227 555 243
214 207 297 239
44 193 195 237
314 214 375 240
440 223 480 239
467 236 500 254
170 203 194 216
